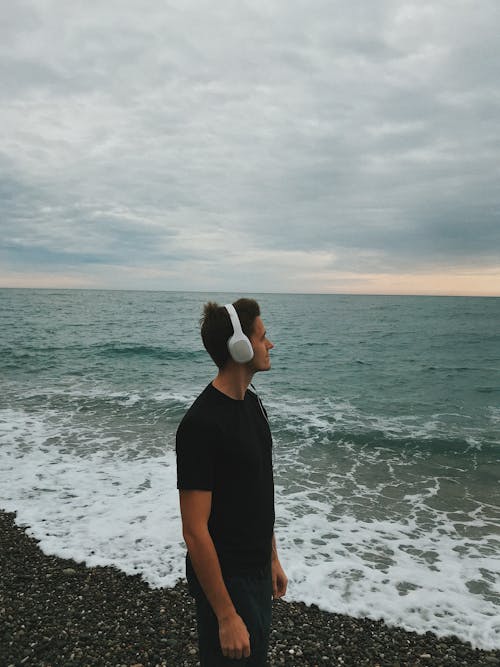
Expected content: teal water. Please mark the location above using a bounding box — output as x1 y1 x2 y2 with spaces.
1 289 499 648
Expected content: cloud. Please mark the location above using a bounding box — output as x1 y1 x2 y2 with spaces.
1 0 499 294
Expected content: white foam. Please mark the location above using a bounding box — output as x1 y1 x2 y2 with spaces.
272 441 500 651
17 384 198 408
489 406 500 427
275 485 500 647
0 408 185 587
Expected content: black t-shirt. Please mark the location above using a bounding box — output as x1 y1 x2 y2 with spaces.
176 383 275 576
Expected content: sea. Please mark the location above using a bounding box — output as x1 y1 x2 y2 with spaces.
1 289 499 650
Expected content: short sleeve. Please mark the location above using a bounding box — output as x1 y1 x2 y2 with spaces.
176 415 216 491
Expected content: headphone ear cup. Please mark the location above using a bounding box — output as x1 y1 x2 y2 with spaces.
228 335 254 363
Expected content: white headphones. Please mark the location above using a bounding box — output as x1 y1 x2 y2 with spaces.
225 303 254 363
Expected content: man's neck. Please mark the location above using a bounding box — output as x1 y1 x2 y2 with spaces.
212 362 254 401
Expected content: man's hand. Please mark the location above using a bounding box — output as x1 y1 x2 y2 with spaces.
272 559 288 599
219 612 251 660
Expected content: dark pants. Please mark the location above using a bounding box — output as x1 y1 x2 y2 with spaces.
187 565 272 666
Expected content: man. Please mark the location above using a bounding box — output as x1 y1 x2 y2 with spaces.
176 298 287 666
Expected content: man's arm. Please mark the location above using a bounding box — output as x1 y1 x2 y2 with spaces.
271 533 288 599
179 489 251 660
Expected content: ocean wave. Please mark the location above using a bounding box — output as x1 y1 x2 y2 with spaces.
93 342 205 361
319 430 482 455
0 389 195 436
0 342 206 371
262 392 497 453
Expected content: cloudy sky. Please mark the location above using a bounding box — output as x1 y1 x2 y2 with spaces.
1 0 499 295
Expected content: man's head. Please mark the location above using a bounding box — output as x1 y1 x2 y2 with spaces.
200 298 273 371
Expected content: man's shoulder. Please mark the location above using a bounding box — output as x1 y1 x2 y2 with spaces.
185 382 218 413
177 384 222 432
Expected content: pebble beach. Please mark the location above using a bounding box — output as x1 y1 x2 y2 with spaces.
1 510 499 667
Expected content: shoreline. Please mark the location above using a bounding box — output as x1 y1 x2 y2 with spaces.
1 509 498 667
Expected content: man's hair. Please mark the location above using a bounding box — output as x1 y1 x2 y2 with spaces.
200 298 261 369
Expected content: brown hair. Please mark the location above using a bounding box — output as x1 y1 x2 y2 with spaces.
200 298 260 369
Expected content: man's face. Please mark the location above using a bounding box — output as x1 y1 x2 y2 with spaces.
249 316 274 372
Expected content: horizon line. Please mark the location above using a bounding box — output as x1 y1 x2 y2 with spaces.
0 286 498 298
